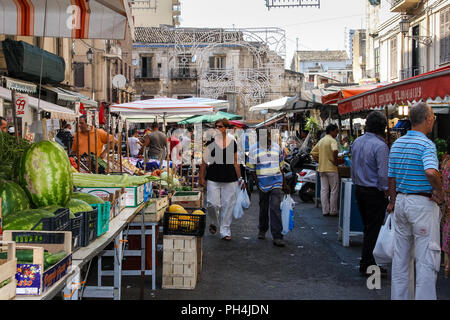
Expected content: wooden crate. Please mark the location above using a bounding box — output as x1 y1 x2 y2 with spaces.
162 235 202 290
133 206 166 223
145 196 169 214
171 191 202 208
0 241 17 300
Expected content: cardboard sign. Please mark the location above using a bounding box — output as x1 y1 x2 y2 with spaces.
14 93 28 118
94 112 99 127
52 119 60 130
112 117 116 132
15 264 42 295
118 118 123 133
75 102 81 117
87 111 93 126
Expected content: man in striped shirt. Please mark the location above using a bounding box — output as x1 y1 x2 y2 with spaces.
388 102 445 300
247 128 290 247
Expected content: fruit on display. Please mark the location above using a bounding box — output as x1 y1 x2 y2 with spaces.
0 131 31 181
168 204 187 214
3 208 55 231
70 192 105 205
192 210 205 215
73 172 159 188
65 198 94 215
0 179 30 218
17 141 73 207
40 205 63 214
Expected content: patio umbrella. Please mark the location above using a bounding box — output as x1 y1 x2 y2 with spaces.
179 111 243 125
181 97 230 111
249 96 297 112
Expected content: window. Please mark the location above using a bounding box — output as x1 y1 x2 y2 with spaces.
124 62 128 80
440 7 450 64
209 55 226 69
374 47 380 77
390 37 398 79
141 56 152 78
178 54 192 77
74 63 85 87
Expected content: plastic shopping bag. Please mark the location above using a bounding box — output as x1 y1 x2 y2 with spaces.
233 188 251 219
281 195 295 235
373 213 395 266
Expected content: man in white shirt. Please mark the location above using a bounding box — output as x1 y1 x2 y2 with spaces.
128 129 143 158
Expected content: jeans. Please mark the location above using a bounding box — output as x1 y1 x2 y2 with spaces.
354 185 389 272
258 188 283 240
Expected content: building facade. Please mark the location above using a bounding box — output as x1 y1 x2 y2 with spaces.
365 0 450 82
131 0 181 27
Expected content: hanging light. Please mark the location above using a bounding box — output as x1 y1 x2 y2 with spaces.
399 16 410 35
86 48 94 63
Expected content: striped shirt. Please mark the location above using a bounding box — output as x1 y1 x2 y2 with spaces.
246 142 284 192
388 130 439 193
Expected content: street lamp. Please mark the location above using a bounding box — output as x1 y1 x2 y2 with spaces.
86 48 95 100
399 15 432 46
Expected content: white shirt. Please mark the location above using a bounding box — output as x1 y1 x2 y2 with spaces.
128 137 141 157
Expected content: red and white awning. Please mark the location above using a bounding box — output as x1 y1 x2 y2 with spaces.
110 97 216 116
0 0 131 40
338 66 450 115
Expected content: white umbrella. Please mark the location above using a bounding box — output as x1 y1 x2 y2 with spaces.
249 96 296 112
181 97 230 111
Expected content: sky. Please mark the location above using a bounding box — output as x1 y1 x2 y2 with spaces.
180 0 367 68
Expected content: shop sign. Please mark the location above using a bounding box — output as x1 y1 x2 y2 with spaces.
14 93 28 118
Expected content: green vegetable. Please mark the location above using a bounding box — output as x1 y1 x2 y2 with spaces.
73 172 159 188
0 132 31 181
0 278 12 288
44 250 67 269
17 141 73 207
0 179 30 218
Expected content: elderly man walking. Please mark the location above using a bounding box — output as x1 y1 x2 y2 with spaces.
351 111 389 276
311 124 340 217
388 102 445 300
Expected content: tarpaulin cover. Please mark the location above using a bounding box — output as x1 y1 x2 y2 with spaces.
2 39 65 84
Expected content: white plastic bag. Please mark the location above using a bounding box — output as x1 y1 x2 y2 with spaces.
373 213 395 266
233 187 251 219
281 194 295 235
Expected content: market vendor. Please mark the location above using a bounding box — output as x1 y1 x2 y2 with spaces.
0 116 7 133
72 114 118 158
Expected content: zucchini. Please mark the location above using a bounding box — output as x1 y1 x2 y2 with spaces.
44 250 67 269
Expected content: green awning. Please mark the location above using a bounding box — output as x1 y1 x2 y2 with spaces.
179 111 243 124
2 39 65 84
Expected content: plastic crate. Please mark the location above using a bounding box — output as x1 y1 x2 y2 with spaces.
74 208 98 247
91 202 110 237
32 208 71 232
70 215 83 251
163 211 206 237
6 231 67 245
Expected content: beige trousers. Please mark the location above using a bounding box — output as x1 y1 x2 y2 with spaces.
319 172 339 215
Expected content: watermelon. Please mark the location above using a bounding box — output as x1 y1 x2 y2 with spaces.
17 141 73 207
40 204 75 218
3 208 54 231
71 192 104 205
66 198 93 214
0 179 30 218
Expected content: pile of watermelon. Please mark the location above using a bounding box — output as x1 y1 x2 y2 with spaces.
1 140 104 231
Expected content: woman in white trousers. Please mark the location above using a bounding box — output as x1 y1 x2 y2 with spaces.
199 119 245 241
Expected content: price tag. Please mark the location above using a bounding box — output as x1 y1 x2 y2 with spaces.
94 112 99 127
75 102 81 117
46 118 54 133
125 120 129 134
87 111 92 126
52 119 60 130
118 118 123 133
112 117 116 132
14 93 28 118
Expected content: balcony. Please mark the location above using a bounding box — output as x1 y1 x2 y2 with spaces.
400 66 424 80
390 0 421 12
135 69 160 80
170 68 197 80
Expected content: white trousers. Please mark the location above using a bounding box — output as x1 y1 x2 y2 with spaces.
391 194 441 300
320 172 339 215
206 180 238 238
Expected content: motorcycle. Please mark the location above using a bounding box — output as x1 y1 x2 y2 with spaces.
295 168 317 202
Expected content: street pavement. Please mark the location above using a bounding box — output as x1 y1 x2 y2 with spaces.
114 191 450 300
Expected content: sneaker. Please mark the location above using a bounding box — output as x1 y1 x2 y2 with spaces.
258 231 266 240
273 238 285 247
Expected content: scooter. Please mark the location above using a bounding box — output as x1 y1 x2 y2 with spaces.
295 168 317 202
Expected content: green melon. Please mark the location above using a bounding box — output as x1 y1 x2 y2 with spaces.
71 192 104 205
66 198 93 214
17 141 73 207
0 179 30 218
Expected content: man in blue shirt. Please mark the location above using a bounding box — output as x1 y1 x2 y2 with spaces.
247 127 290 247
388 102 444 300
351 111 389 277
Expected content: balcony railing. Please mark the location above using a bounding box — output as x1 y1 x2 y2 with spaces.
400 66 423 80
391 0 421 12
135 69 160 80
170 68 197 79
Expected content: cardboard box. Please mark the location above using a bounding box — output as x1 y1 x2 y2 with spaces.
0 241 17 300
78 185 145 208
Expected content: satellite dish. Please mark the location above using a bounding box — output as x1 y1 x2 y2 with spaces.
112 74 127 88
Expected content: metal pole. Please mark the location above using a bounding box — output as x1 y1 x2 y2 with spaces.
106 112 110 173
385 106 391 147
76 118 80 170
11 90 19 144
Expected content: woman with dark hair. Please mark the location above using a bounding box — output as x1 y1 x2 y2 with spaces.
199 118 244 241
441 138 450 277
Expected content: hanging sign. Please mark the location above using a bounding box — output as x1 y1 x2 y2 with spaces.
14 93 28 118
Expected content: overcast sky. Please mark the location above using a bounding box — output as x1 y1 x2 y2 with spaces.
180 0 367 68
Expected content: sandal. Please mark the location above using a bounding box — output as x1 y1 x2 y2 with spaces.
222 236 232 241
209 224 217 235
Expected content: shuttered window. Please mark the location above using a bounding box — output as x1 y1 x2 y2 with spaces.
74 62 85 88
440 7 450 64
390 37 398 79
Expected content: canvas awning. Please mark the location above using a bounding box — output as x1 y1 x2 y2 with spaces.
179 111 242 125
249 97 296 113
43 86 98 108
181 97 230 111
0 0 132 40
321 84 382 105
0 85 75 120
110 97 215 116
338 66 450 115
